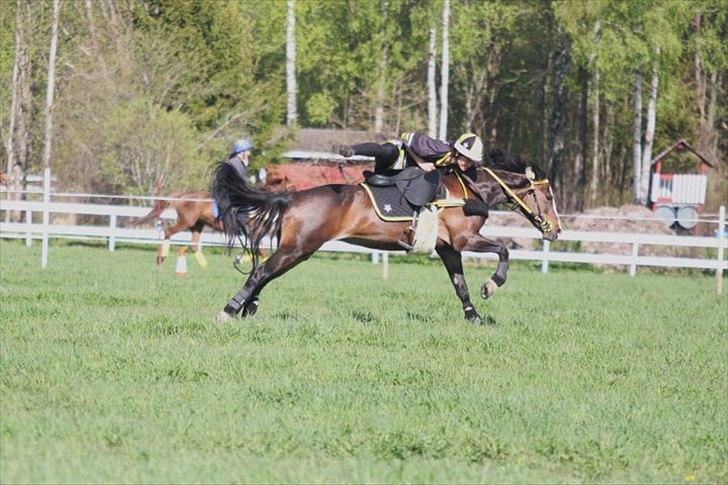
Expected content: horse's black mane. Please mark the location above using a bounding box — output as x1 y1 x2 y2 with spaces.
485 147 546 180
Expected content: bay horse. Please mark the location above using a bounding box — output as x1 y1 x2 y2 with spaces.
131 190 221 265
212 148 562 324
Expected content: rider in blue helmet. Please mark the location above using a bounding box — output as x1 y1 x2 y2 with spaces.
225 138 254 180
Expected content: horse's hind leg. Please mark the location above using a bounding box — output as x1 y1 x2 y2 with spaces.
435 244 489 325
220 242 319 320
190 222 208 267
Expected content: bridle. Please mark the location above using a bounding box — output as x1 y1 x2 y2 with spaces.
482 167 555 233
476 166 556 234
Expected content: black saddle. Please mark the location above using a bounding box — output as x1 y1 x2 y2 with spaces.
363 167 442 207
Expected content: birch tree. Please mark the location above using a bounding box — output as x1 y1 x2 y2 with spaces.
286 0 297 126
438 0 449 140
632 70 642 203
640 54 659 204
427 26 437 138
42 0 60 171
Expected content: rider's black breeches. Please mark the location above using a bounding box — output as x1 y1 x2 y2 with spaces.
353 142 400 172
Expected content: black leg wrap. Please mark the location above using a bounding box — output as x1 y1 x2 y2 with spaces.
492 261 508 287
491 273 506 287
225 289 251 315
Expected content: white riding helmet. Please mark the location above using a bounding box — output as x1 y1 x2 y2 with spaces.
453 133 484 163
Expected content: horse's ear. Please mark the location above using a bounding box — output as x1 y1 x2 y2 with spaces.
525 166 536 181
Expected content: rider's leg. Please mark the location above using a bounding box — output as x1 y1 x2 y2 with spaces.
335 142 400 173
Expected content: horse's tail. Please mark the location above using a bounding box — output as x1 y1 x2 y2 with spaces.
211 162 292 269
128 200 170 227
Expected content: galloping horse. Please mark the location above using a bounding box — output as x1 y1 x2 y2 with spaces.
131 190 221 265
212 148 562 324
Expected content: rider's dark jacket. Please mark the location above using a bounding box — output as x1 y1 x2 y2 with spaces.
352 132 455 172
225 155 248 180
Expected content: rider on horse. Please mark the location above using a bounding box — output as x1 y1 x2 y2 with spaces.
334 132 484 173
225 139 254 181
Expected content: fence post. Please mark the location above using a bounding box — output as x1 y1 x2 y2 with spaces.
541 240 550 273
629 242 639 276
108 214 117 252
372 251 379 264
382 251 389 279
25 209 32 247
41 167 51 268
718 205 725 295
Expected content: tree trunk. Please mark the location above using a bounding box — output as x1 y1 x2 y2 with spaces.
640 57 658 205
5 0 23 177
694 11 705 125
373 45 388 133
602 104 615 189
373 0 389 133
632 70 642 203
704 69 719 160
540 50 553 167
547 30 570 189
42 0 61 171
438 0 449 141
285 0 297 127
589 69 600 206
574 67 588 210
427 26 437 138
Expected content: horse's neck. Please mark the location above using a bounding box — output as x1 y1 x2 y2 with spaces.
448 168 526 205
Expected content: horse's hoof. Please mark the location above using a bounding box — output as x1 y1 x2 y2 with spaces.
464 306 482 325
481 279 498 299
467 314 483 325
242 298 260 318
216 311 231 323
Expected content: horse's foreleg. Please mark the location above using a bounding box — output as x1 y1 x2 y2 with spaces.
460 235 509 299
435 245 485 325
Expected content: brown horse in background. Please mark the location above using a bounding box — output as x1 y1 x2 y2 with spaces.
131 190 222 265
212 148 562 325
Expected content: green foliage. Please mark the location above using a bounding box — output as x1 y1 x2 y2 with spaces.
1 242 726 482
0 0 724 206
305 91 337 126
98 99 203 194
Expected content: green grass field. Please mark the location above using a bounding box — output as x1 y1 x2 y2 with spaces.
1 240 726 483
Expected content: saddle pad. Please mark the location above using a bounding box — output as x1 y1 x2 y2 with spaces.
360 183 417 221
410 206 439 254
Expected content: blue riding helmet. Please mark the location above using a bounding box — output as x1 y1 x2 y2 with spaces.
231 139 254 155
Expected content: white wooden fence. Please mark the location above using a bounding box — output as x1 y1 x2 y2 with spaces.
1 193 726 294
